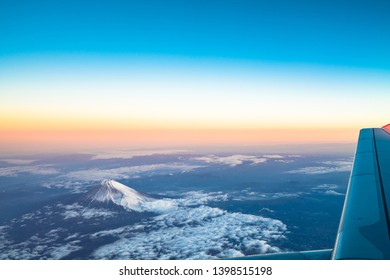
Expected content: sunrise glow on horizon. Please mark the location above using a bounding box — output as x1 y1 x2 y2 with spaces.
1 0 389 153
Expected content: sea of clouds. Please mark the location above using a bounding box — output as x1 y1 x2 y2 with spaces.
0 190 287 260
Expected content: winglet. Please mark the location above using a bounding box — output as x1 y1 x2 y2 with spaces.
382 124 390 133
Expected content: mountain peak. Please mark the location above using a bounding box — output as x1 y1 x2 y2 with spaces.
88 179 154 211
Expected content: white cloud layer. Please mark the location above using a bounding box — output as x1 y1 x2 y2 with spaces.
312 184 339 190
193 155 267 166
42 181 85 193
0 202 115 260
275 159 295 163
311 184 344 196
0 165 59 177
92 205 287 260
0 180 290 260
62 163 203 182
263 155 285 159
49 242 82 259
286 160 353 175
0 225 81 260
91 149 190 160
324 190 344 196
85 186 287 259
58 203 116 220
0 159 36 165
232 188 304 201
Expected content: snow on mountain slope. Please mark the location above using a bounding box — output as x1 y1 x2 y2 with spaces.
88 179 155 211
87 179 176 213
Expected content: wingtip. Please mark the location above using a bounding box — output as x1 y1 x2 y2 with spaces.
382 124 390 133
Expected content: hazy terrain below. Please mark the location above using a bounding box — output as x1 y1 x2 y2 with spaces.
0 148 353 259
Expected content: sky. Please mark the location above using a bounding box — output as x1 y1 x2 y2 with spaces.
0 0 389 153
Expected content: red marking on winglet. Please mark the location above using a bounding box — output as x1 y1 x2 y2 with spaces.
382 124 390 133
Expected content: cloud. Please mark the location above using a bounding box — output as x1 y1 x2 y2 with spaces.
275 160 295 163
260 208 275 213
0 205 87 260
58 203 116 220
324 190 344 196
232 189 304 201
0 165 59 177
48 242 82 259
92 205 287 260
286 160 353 175
91 149 190 160
90 226 134 239
62 163 204 182
0 187 288 260
262 154 297 163
263 155 285 159
233 192 303 201
0 225 81 260
173 191 229 207
86 189 287 259
141 199 179 213
193 154 301 166
312 184 339 190
0 159 36 165
0 203 110 259
42 181 85 193
312 184 344 196
193 155 267 167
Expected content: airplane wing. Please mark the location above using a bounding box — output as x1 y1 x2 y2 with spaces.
232 126 390 260
332 127 390 259
230 249 333 260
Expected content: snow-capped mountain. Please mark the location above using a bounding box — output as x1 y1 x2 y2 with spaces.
87 179 156 212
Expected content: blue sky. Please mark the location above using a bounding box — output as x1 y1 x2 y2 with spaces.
1 0 389 70
1 0 390 152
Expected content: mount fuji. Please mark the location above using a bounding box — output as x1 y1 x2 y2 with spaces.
86 179 177 213
87 179 155 211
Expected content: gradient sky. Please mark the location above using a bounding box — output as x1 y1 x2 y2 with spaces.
1 0 389 152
